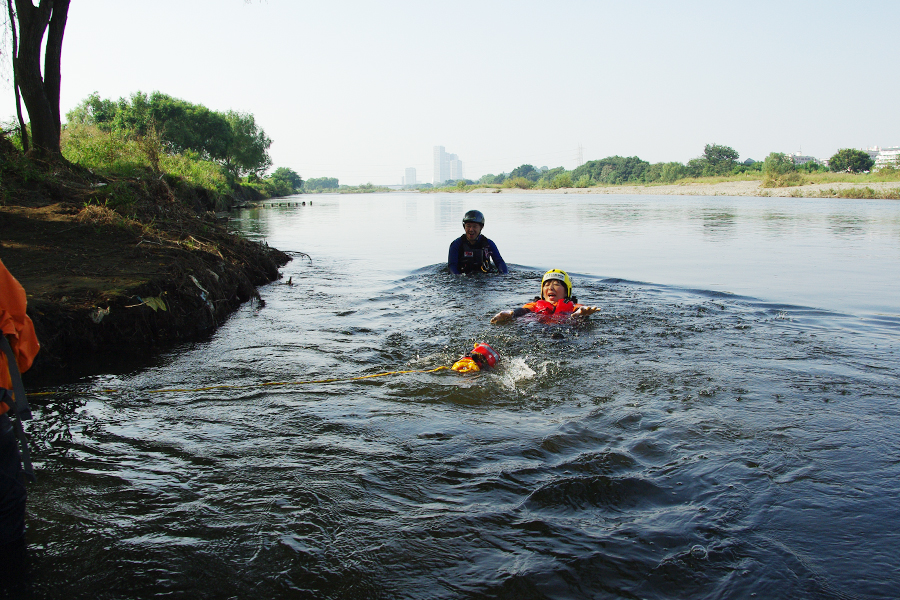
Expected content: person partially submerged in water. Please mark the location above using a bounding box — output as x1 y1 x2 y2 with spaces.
490 269 600 324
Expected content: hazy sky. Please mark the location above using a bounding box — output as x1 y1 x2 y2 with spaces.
3 0 898 185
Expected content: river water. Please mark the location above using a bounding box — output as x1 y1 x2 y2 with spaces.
25 193 900 599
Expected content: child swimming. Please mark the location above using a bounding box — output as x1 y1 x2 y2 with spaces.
490 269 600 324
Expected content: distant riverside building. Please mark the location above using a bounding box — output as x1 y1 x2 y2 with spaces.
449 157 463 181
434 146 463 184
866 146 900 169
403 167 416 186
789 152 817 166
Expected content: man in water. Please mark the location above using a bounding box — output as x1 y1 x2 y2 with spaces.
448 210 508 275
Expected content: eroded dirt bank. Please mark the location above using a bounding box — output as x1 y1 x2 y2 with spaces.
1 142 289 383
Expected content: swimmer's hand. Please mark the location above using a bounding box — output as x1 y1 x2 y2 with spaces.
491 310 514 324
573 306 600 318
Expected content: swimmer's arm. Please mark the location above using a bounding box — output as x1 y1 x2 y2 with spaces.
573 306 600 318
491 307 529 324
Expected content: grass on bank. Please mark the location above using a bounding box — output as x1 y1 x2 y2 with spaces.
58 125 300 208
61 124 232 198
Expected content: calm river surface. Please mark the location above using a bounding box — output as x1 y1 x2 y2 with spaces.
26 193 900 599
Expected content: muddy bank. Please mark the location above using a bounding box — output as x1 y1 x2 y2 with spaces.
1 141 289 384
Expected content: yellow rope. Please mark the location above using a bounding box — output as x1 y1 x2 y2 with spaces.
28 366 451 396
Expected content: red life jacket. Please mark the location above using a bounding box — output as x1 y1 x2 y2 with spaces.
531 299 576 315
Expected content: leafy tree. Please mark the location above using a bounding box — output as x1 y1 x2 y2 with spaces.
703 143 739 170
509 164 539 182
763 152 795 177
572 156 650 184
66 92 118 127
6 0 71 159
828 148 874 173
269 167 303 192
685 144 740 177
762 152 802 187
305 177 339 191
478 173 507 185
66 92 271 175
551 173 573 188
656 162 687 183
223 111 272 177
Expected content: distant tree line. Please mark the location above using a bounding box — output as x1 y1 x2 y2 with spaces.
304 177 339 192
471 143 878 191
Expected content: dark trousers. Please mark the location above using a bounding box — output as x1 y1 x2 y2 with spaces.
0 413 28 597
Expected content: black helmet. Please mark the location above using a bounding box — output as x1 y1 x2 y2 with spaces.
462 210 485 227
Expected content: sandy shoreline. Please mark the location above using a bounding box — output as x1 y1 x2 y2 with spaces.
468 180 900 197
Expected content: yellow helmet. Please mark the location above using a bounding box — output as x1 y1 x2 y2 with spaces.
541 269 572 298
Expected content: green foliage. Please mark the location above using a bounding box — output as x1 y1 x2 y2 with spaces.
479 173 507 185
685 143 740 177
61 124 230 196
305 177 339 192
503 176 533 189
551 172 573 188
66 92 272 177
572 156 650 184
574 174 592 188
509 164 540 182
659 162 688 182
704 143 739 170
336 182 391 194
61 124 150 177
763 152 794 176
223 110 272 177
269 167 303 195
829 148 874 173
762 152 802 187
798 161 825 173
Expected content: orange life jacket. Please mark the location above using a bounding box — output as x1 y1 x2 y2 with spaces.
521 299 580 323
0 259 40 415
529 299 576 315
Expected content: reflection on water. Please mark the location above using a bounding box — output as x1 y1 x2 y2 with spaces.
700 209 736 235
23 193 900 599
827 213 868 236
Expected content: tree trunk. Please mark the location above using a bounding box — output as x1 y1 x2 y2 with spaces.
11 0 70 162
6 0 28 153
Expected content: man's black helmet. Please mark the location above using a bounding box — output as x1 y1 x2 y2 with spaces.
462 210 485 227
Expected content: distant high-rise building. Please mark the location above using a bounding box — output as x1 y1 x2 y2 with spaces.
405 167 417 186
434 146 463 184
449 156 463 181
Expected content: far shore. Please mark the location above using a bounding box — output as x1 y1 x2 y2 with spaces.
467 180 900 198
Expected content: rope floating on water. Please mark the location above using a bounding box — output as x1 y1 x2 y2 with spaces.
28 366 451 396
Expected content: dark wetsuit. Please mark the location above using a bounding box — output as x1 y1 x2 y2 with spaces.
448 235 508 274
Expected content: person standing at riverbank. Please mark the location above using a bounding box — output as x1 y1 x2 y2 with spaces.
0 259 40 597
448 210 508 274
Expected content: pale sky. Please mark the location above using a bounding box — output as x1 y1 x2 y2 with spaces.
3 0 898 185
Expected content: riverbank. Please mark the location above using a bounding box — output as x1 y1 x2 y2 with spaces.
1 140 289 383
468 180 900 198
